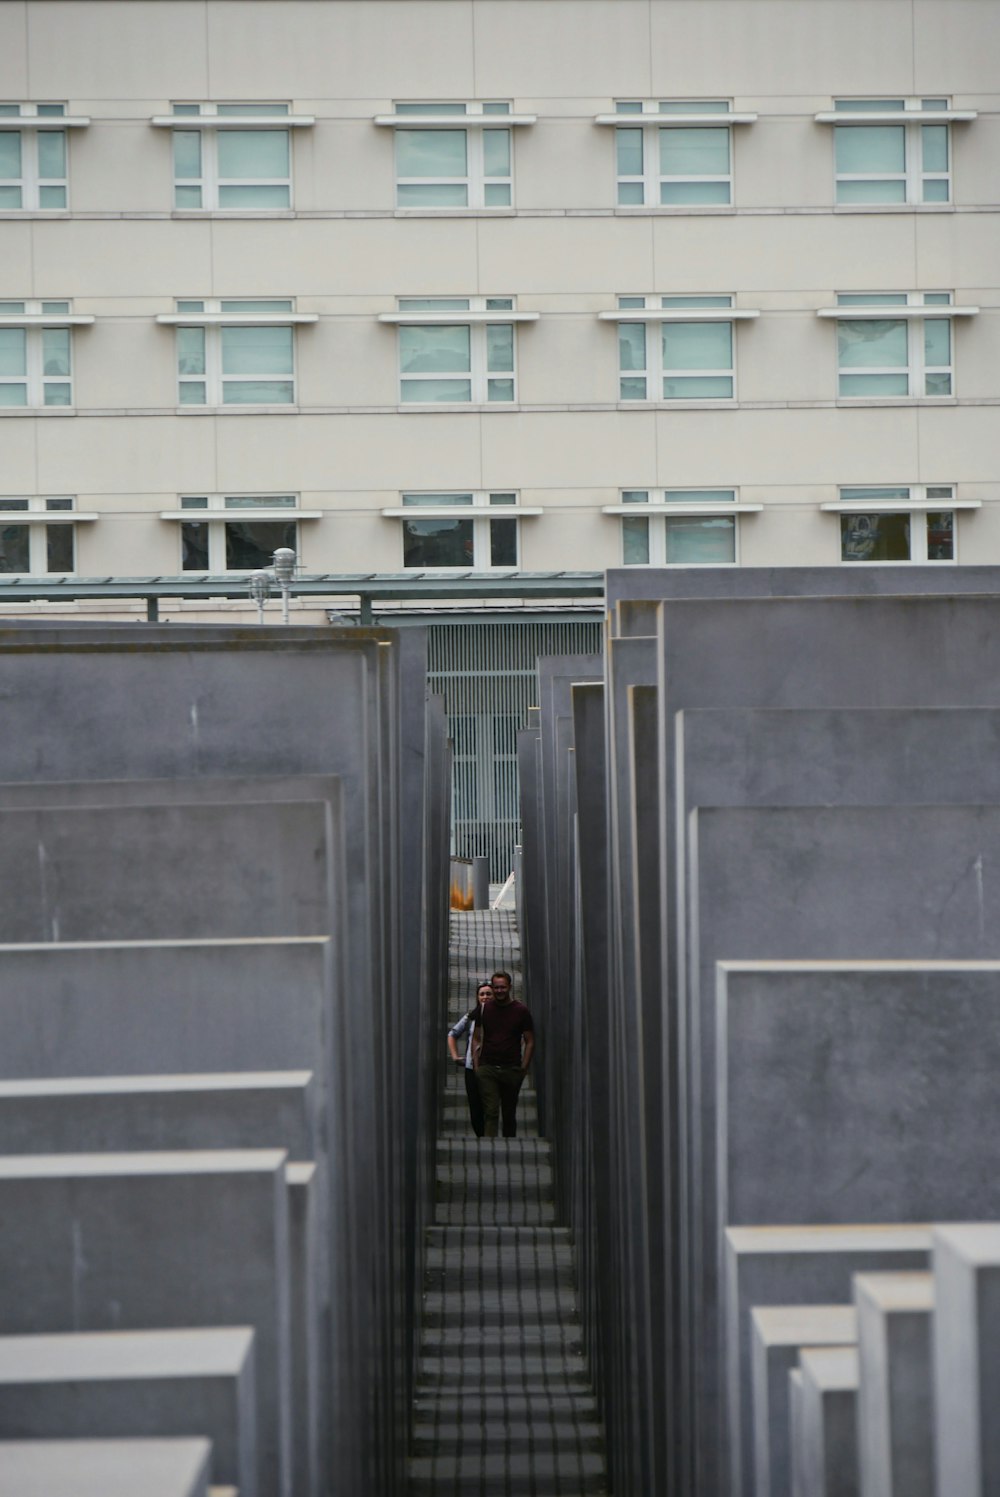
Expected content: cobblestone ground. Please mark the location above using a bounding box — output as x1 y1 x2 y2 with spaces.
409 908 608 1496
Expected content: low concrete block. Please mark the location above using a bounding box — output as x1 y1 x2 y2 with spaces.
288 1162 321 1497
0 1438 213 1497
0 1151 292 1497
798 1347 860 1497
751 1306 857 1497
932 1223 1000 1497
854 1273 934 1497
0 1328 255 1496
790 1369 805 1497
725 1225 932 1497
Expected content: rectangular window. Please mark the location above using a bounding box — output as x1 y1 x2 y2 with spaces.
171 104 292 209
174 301 296 405
179 495 298 572
618 296 735 400
0 104 68 209
838 486 956 563
836 293 953 397
620 488 738 565
0 302 74 406
394 102 513 208
0 496 77 573
397 298 516 403
615 101 733 206
401 491 518 569
834 99 951 204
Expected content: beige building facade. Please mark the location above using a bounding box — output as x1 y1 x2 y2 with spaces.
1 0 998 619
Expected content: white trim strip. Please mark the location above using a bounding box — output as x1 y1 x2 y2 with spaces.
0 315 95 327
821 499 980 513
815 110 976 124
0 511 98 522
817 306 979 320
594 112 757 126
155 313 318 326
151 115 315 129
378 311 538 325
374 114 536 129
382 506 543 518
599 309 758 322
0 117 90 131
602 503 763 515
159 509 323 522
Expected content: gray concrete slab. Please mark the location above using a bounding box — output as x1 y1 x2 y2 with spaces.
854 1273 934 1497
0 1328 256 1496
725 1226 932 1497
288 1162 321 1497
798 1347 861 1497
932 1222 1000 1497
0 1438 214 1497
790 1370 805 1497
0 1150 292 1497
752 1306 857 1497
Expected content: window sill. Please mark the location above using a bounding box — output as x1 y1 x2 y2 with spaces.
614 204 735 215
834 396 959 407
392 207 517 218
174 405 300 415
0 407 76 417
832 203 956 213
170 209 296 220
617 399 738 410
397 403 521 413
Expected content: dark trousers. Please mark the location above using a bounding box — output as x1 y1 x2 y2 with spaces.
463 1067 485 1137
477 1063 524 1138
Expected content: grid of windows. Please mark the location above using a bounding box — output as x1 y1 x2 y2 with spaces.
835 293 954 397
400 493 518 569
836 486 957 562
395 299 517 403
832 99 952 204
0 302 74 407
614 101 735 205
0 497 77 573
393 103 514 208
0 104 69 209
170 103 293 209
178 495 299 571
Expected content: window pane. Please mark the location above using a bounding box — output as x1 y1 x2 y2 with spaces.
46 525 74 572
487 378 514 402
218 130 289 178
181 520 210 570
483 183 511 207
42 329 70 376
618 322 646 371
622 516 650 564
922 125 948 173
616 128 643 176
660 180 730 204
0 524 30 573
402 516 473 567
925 371 952 396
924 319 950 367
841 512 910 561
400 324 470 374
618 181 645 205
926 511 954 561
0 186 22 207
44 382 72 406
173 131 201 178
222 325 293 375
222 380 294 404
660 127 729 176
177 326 205 375
175 185 202 208
663 374 733 398
225 519 296 570
483 129 510 177
0 133 22 177
667 489 735 504
0 328 26 376
922 178 949 203
489 517 517 566
486 323 513 372
219 184 290 207
397 129 467 178
401 377 472 402
39 185 67 208
837 179 907 203
620 377 647 400
397 182 468 206
179 381 206 404
665 515 735 563
37 131 65 178
837 319 907 369
835 125 905 174
663 321 732 371
839 372 909 396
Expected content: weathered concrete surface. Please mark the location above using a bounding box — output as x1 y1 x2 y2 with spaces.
0 1438 214 1497
798 1347 861 1497
751 1306 857 1497
854 1273 934 1497
932 1223 1000 1497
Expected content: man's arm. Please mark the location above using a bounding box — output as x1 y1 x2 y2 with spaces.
521 1029 535 1072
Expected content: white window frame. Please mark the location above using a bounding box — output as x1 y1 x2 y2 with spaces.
605 488 761 566
157 103 312 211
824 292 967 399
0 300 89 408
607 101 753 207
821 98 974 205
380 297 537 405
0 496 93 574
376 102 535 211
0 104 87 211
386 491 535 571
605 295 759 403
157 300 313 407
164 495 316 574
823 485 972 564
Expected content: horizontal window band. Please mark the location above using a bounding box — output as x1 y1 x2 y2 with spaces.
155 314 318 326
378 311 538 325
150 116 315 129
158 510 323 522
814 110 976 125
0 117 90 131
594 113 757 126
821 499 980 513
602 503 763 515
374 114 536 129
381 506 543 519
818 306 978 320
599 309 759 322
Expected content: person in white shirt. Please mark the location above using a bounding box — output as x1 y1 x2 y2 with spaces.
447 980 493 1137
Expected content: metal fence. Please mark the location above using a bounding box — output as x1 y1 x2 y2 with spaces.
427 616 603 880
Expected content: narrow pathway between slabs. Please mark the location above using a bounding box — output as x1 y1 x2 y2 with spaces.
409 907 608 1497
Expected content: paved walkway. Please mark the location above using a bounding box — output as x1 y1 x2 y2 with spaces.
409 909 608 1496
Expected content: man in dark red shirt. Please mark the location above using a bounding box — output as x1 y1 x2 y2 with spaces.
476 969 535 1138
